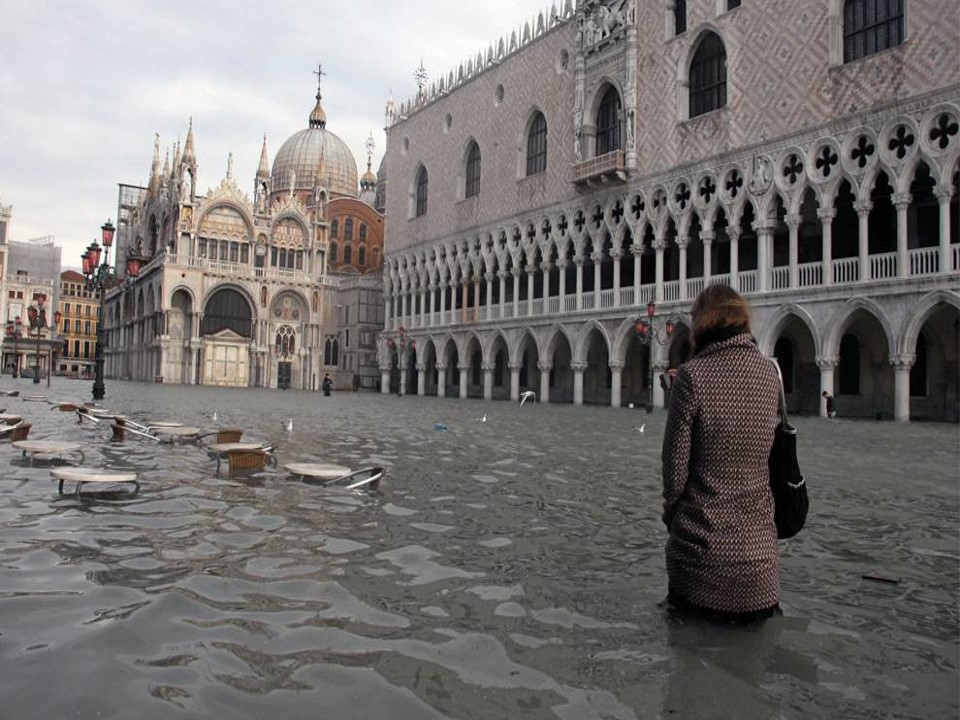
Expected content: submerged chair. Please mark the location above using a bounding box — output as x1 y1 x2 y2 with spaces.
219 448 270 476
10 423 31 442
200 428 244 444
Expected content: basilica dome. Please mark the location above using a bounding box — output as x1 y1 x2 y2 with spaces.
271 91 358 198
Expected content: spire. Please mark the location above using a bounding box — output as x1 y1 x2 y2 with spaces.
182 117 197 166
148 133 161 195
174 138 182 173
309 61 327 128
361 132 377 189
257 134 270 178
162 148 171 180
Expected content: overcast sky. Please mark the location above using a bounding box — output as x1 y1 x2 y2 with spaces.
1 0 551 266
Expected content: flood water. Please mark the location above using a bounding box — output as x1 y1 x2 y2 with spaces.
0 379 957 719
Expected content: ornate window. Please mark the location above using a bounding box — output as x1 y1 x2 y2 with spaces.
331 219 339 238
526 112 547 176
843 0 904 63
345 218 354 240
674 0 687 34
689 33 727 118
359 223 367 242
358 245 366 265
415 166 428 217
344 244 353 264
596 86 622 156
465 142 481 198
275 325 296 359
329 243 338 263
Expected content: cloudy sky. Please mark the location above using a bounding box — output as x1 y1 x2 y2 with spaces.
1 0 551 265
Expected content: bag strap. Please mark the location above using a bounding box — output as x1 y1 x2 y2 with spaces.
769 357 792 429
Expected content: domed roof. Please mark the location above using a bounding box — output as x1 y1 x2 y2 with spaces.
271 90 358 198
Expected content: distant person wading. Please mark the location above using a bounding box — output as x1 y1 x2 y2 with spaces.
661 285 782 622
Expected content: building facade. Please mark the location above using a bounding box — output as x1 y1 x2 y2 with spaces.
380 0 960 422
58 269 99 377
103 78 385 391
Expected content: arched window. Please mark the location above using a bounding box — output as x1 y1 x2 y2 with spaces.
674 0 687 34
359 224 367 243
465 142 481 198
331 219 339 238
329 243 338 263
843 0 904 63
278 248 287 268
345 218 354 240
415 166 428 217
838 333 861 395
358 245 366 266
526 112 547 176
596 86 622 155
689 32 727 118
201 288 252 338
344 244 353 264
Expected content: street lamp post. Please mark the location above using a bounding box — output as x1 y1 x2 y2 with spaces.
633 300 675 413
26 294 48 385
48 309 62 387
82 219 141 401
5 316 23 378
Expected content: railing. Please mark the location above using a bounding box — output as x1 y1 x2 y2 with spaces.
582 291 595 310
599 289 615 308
833 257 859 284
547 297 560 314
710 273 731 287
564 296 577 312
871 252 897 280
910 247 939 275
531 299 544 315
573 150 626 183
638 284 655 305
686 277 705 298
798 262 822 287
739 270 758 294
770 266 789 290
504 305 514 319
663 280 681 302
620 287 635 306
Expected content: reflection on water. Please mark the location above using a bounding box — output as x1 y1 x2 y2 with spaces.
0 380 956 719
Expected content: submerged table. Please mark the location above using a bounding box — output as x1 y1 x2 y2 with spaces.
49 467 139 498
152 425 201 442
284 463 351 481
13 440 84 465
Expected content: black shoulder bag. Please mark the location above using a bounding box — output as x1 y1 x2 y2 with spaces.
768 360 809 539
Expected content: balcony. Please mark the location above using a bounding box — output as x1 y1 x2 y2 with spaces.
573 151 626 185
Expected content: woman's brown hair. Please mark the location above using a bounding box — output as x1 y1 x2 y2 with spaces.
690 284 752 353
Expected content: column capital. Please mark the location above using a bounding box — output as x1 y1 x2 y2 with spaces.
497 269 510 280
892 192 912 209
570 361 588 372
935 187 954 203
816 208 835 223
435 363 447 371
631 243 644 255
536 361 553 372
726 226 742 241
508 362 523 371
511 267 522 278
525 264 537 274
751 222 774 236
590 252 602 263
484 272 495 283
889 353 916 370
674 236 690 250
481 362 495 372
573 255 585 267
539 260 551 272
784 214 801 230
610 247 623 260
699 230 715 244
415 363 425 372
652 239 666 252
853 200 873 216
653 360 670 373
815 356 839 371
556 259 569 270
608 360 624 371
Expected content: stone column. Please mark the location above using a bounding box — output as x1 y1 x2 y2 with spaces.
538 361 552 404
384 285 393 330
652 357 669 409
436 364 447 398
937 188 953 274
592 252 602 306
610 361 624 408
557 260 568 309
894 193 911 279
461 280 469 324
727 226 741 290
701 230 714 285
512 267 521 318
438 281 447 325
891 354 915 422
401 287 410 328
575 256 584 310
817 208 835 286
509 362 521 401
526 265 535 317
633 244 642 304
754 225 771 293
485 272 495 320
498 270 508 319
571 361 587 406
482 362 494 400
654 240 665 301
785 215 799 289
677 238 689 300
399 358 408 396
816 357 838 417
417 362 426 397
855 201 872 282
540 260 551 313
427 284 435 327
612 247 622 307
458 363 468 399
473 277 482 323
380 369 390 394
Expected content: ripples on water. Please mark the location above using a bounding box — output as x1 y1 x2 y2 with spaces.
0 380 956 719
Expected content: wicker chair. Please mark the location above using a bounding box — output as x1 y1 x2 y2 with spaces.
10 423 31 442
222 448 268 476
215 429 243 443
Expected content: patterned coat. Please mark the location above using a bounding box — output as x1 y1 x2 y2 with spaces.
661 333 781 613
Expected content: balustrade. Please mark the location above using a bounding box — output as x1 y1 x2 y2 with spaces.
662 280 681 301
798 262 822 287
619 287 635 306
770 266 789 290
870 252 897 280
832 257 859 284
599 289 615 308
909 247 939 275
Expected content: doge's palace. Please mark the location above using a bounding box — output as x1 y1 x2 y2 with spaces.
381 0 959 421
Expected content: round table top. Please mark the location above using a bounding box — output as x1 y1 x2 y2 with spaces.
22 395 48 402
13 440 83 454
87 408 116 418
149 421 184 428
210 442 267 453
0 413 23 422
285 462 350 480
152 425 200 437
50 467 137 484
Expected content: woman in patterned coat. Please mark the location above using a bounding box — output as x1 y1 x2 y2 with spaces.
662 285 782 621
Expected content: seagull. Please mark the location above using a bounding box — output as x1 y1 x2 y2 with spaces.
475 414 487 423
519 391 536 407
212 409 219 423
286 418 293 433
632 424 646 434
